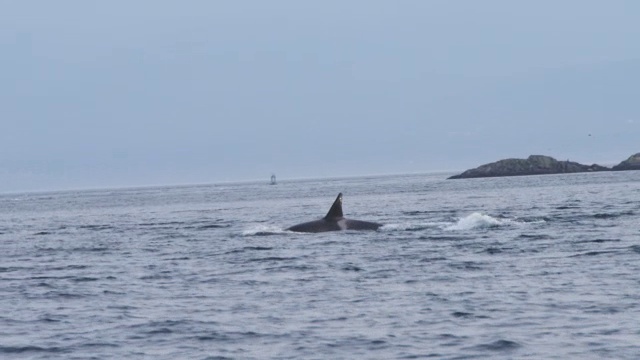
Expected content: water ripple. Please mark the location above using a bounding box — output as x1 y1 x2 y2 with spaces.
1 172 639 359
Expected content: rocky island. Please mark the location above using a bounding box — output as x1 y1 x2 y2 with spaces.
448 153 640 179
612 153 640 171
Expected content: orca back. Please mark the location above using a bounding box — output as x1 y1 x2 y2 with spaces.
287 193 381 233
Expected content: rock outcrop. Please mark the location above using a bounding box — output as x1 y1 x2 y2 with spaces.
448 155 609 179
612 153 640 171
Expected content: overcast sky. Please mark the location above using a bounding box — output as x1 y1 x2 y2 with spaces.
2 1 639 193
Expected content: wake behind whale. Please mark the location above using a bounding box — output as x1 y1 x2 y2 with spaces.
288 193 381 233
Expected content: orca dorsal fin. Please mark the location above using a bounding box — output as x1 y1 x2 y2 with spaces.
324 193 344 219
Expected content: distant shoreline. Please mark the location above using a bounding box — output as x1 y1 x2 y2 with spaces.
448 153 640 179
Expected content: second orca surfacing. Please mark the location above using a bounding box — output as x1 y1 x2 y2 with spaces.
287 193 382 233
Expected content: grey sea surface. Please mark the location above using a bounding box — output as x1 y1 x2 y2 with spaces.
1 171 639 359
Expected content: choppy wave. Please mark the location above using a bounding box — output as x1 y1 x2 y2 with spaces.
2 172 639 360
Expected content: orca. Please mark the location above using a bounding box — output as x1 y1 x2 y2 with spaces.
288 193 382 233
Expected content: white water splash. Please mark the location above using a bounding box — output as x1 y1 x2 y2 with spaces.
445 212 509 231
242 225 289 236
380 222 450 232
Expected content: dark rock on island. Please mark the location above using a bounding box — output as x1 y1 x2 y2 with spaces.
612 153 640 171
448 155 609 179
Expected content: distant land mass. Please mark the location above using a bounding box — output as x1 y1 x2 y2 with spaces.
448 153 640 179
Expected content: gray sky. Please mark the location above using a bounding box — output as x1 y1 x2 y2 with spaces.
2 0 639 193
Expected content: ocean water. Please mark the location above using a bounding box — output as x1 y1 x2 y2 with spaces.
1 171 639 359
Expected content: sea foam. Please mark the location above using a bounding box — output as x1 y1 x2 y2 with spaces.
445 212 508 231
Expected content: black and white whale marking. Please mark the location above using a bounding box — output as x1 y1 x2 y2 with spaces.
287 193 382 233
